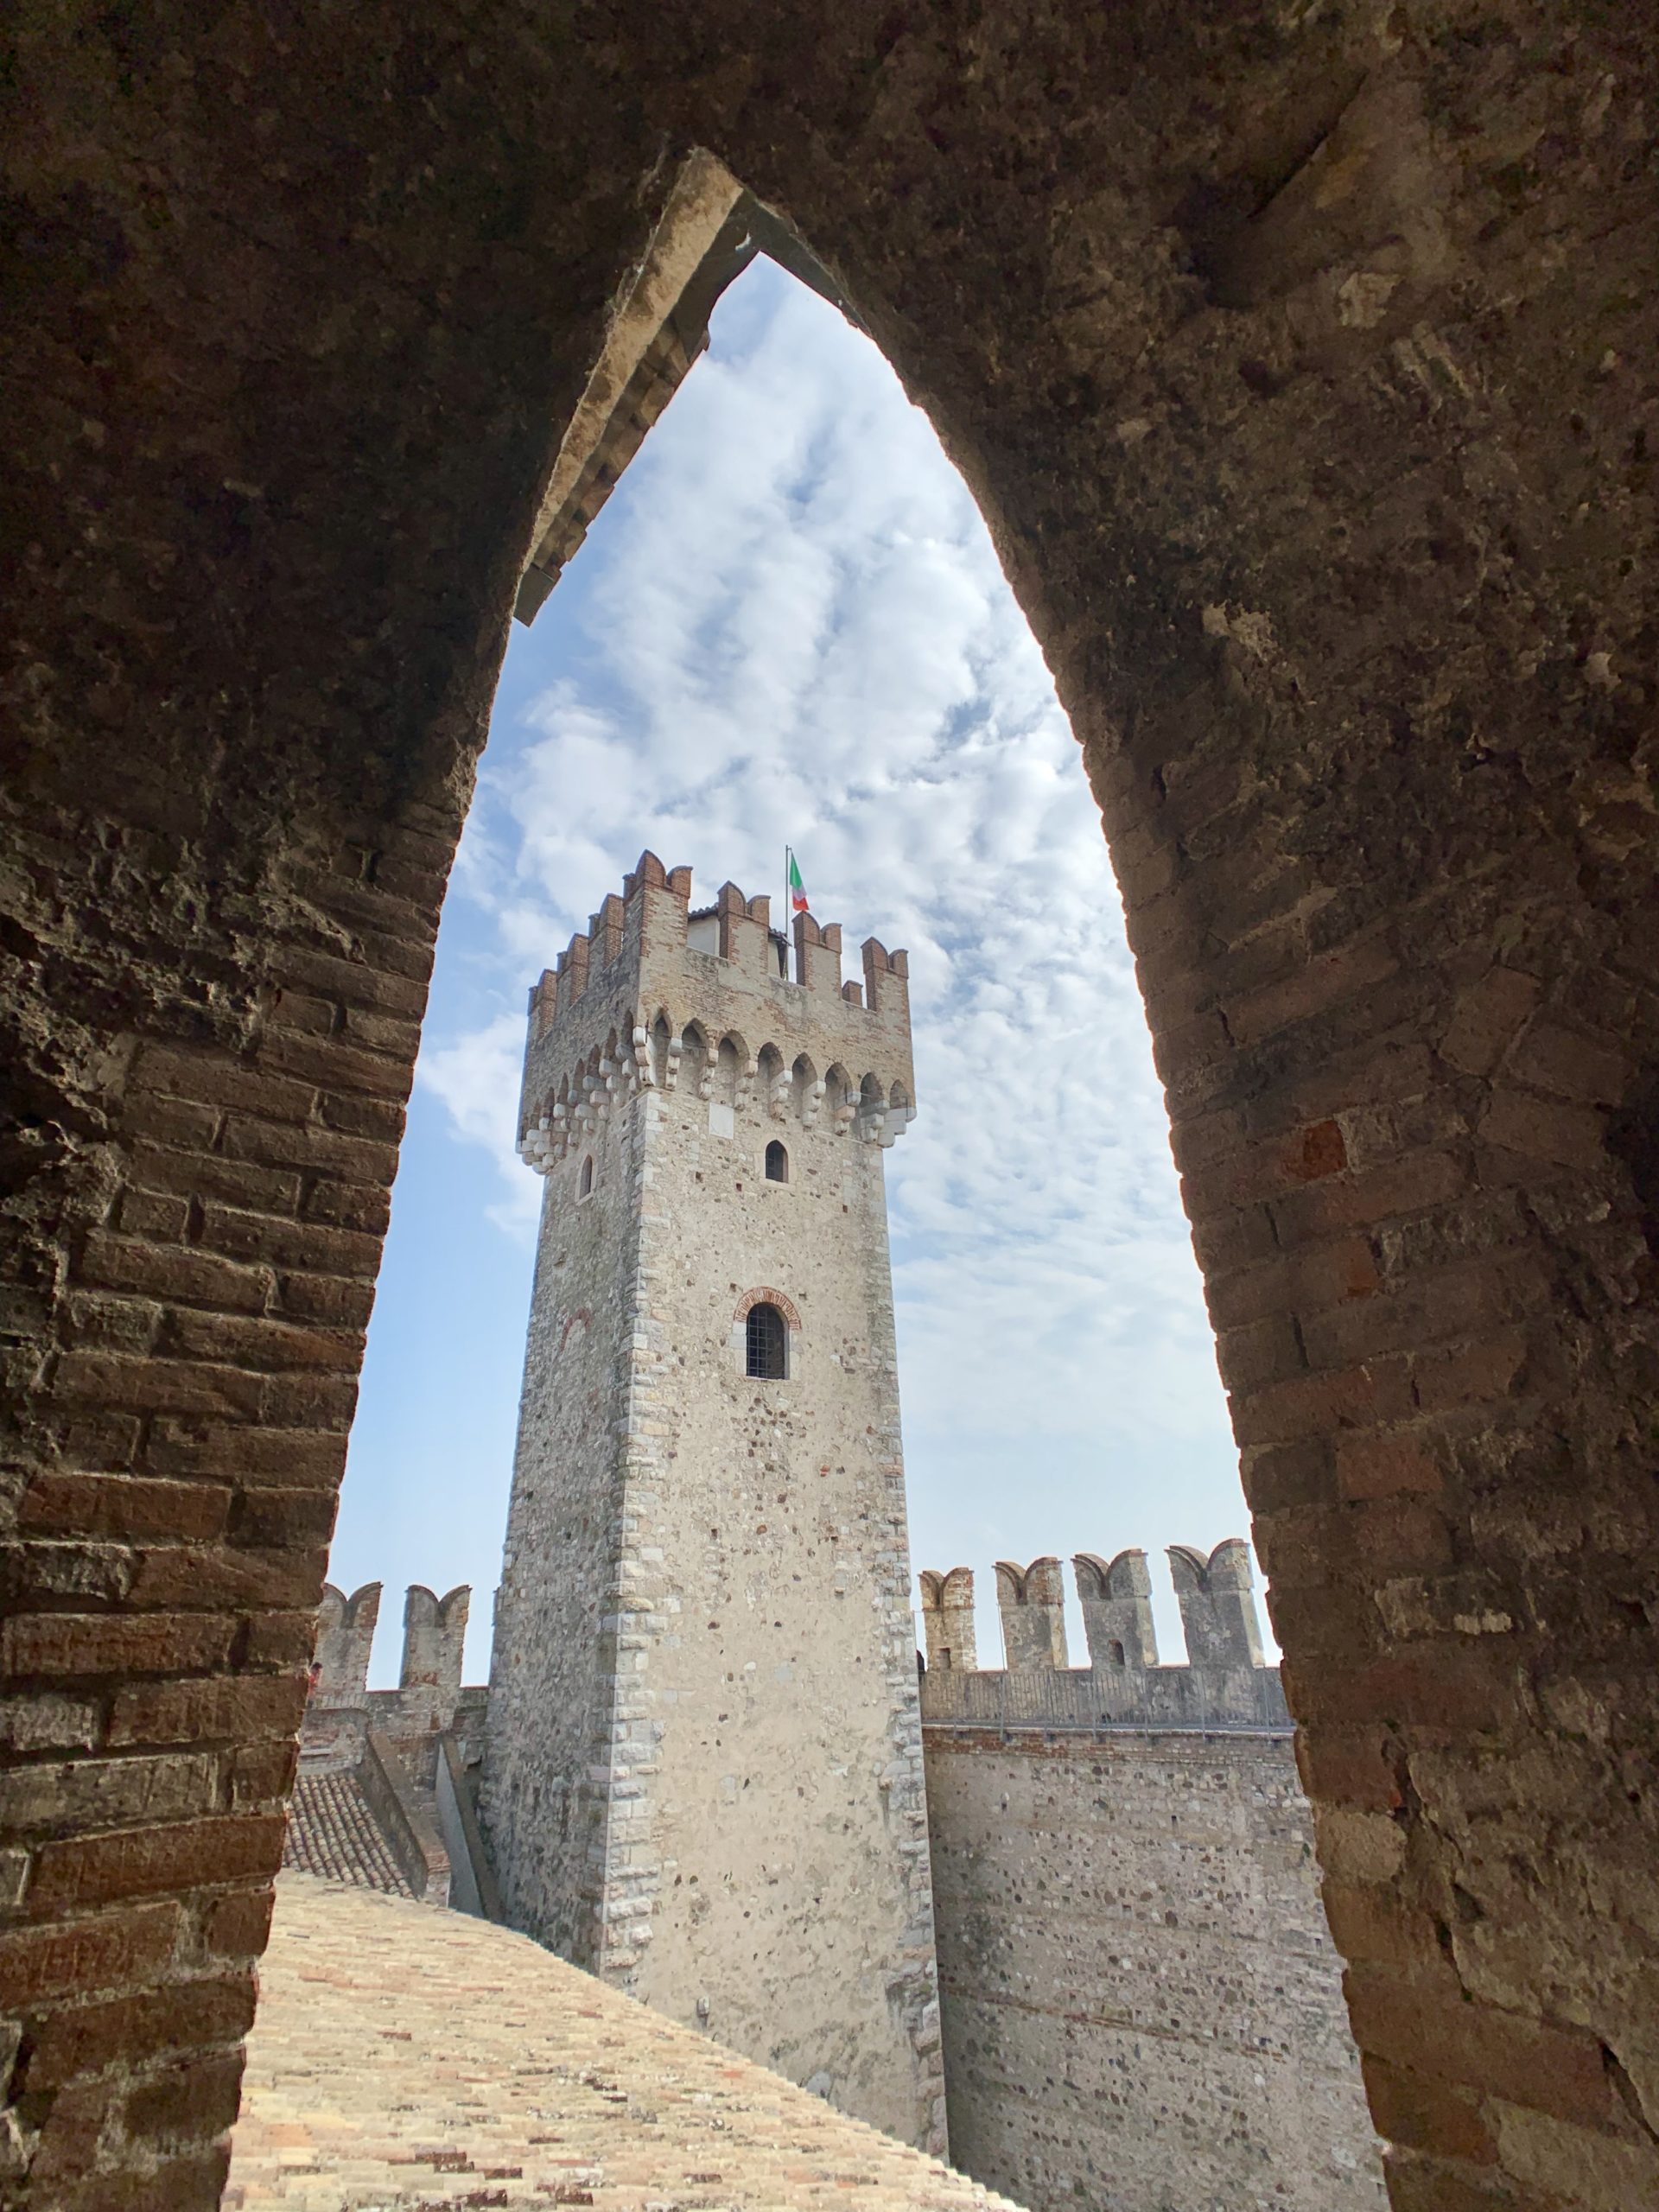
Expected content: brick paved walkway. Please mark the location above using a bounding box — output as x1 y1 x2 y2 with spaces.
282 1772 415 1897
227 1875 1022 2212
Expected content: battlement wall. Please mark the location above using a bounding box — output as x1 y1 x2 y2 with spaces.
302 1580 487 1778
516 852 915 1173
918 1536 1382 2212
925 1722 1383 2212
918 1541 1289 1733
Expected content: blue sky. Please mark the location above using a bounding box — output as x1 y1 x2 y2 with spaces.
329 258 1255 1683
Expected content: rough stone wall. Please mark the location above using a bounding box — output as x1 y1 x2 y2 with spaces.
919 1551 1382 2209
482 1052 645 1965
483 860 941 2152
925 1727 1383 2212
5 6 1658 2206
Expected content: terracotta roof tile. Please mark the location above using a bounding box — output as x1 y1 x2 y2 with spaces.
282 1771 414 1898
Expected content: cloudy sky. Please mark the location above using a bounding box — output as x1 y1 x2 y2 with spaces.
329 257 1257 1682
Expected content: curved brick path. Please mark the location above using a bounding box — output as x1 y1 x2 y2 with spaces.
226 1876 1023 2212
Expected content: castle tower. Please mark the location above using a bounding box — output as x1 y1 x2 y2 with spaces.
480 852 943 2153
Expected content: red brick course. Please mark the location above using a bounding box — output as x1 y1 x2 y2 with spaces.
21 1975 258 2093
0 1904 183 2011
107 1674 308 1751
26 1815 289 1915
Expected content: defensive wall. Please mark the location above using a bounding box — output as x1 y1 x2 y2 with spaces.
289 1546 1384 2212
305 1579 488 1784
288 1583 496 1916
920 1546 1385 2212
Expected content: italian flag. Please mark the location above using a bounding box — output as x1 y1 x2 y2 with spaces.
787 849 809 916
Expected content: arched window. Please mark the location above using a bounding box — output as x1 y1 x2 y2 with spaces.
765 1140 788 1183
578 1156 594 1198
745 1301 788 1380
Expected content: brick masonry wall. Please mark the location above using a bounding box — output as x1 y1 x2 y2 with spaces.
925 1726 1384 2212
0 817 459 2205
5 6 1658 2206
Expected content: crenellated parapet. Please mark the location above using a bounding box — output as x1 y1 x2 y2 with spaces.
917 1543 1288 1733
515 852 916 1173
1073 1548 1160 1671
302 1580 486 1776
313 1582 382 1707
918 1568 978 1673
398 1584 472 1735
994 1557 1068 1670
1168 1538 1265 1670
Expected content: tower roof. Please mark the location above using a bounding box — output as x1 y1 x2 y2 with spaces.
514 853 915 1172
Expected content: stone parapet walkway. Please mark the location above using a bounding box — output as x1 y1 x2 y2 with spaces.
227 1876 1022 2212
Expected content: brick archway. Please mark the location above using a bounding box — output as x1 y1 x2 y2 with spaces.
733 1287 802 1331
4 8 1657 2207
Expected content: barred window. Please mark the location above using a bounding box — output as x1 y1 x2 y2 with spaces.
765 1140 788 1183
745 1301 788 1380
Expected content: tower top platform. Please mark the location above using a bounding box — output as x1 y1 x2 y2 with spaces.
517 852 915 1171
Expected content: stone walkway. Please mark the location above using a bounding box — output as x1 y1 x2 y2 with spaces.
227 1875 1022 2212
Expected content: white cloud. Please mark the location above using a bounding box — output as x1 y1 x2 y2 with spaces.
416 1013 540 1237
416 260 1256 1662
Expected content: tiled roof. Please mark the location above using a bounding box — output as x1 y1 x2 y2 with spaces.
227 1872 1024 2210
282 1770 414 1898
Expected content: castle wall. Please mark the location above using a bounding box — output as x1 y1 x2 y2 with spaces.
481 858 942 2152
925 1726 1383 2212
301 1582 478 1787
920 1556 1382 2212
481 1087 643 1962
14 25 1659 2202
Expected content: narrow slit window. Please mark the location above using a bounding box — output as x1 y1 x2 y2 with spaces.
579 1156 594 1198
765 1140 788 1183
745 1301 788 1380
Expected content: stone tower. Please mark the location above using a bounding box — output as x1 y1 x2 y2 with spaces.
480 852 943 2153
